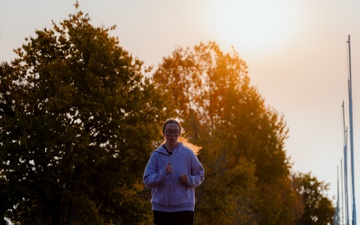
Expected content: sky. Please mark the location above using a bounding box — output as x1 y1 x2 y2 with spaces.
1 0 360 220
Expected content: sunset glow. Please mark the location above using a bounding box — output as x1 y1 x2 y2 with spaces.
205 1 301 54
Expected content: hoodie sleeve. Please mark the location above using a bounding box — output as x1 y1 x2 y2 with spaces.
188 153 205 187
143 152 169 189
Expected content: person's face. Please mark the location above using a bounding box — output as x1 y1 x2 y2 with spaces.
164 123 180 146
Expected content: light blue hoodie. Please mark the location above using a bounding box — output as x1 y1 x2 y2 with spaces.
143 142 205 212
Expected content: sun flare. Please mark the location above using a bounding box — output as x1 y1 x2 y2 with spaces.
205 1 301 55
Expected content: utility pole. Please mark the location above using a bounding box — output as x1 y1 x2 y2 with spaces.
347 34 357 225
343 101 350 225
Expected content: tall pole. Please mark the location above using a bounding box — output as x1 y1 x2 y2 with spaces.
347 34 357 225
342 159 346 225
344 101 350 225
336 165 341 225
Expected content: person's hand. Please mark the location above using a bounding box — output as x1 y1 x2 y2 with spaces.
166 162 173 174
180 174 189 184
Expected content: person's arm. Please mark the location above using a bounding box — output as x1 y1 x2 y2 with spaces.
143 154 171 188
187 154 205 187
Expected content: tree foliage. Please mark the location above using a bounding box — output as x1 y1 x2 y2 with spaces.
0 10 169 225
292 172 335 225
152 41 305 225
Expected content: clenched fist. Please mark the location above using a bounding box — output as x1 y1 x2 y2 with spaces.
180 174 189 184
166 162 173 174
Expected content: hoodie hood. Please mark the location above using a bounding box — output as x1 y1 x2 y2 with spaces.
152 142 183 155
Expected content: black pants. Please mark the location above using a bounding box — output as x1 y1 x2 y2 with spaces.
153 210 194 225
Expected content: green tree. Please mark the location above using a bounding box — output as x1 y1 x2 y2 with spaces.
292 172 335 225
152 41 303 224
0 10 169 225
0 62 12 225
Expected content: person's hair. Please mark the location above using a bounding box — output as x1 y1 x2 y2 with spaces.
161 118 202 155
162 119 181 134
